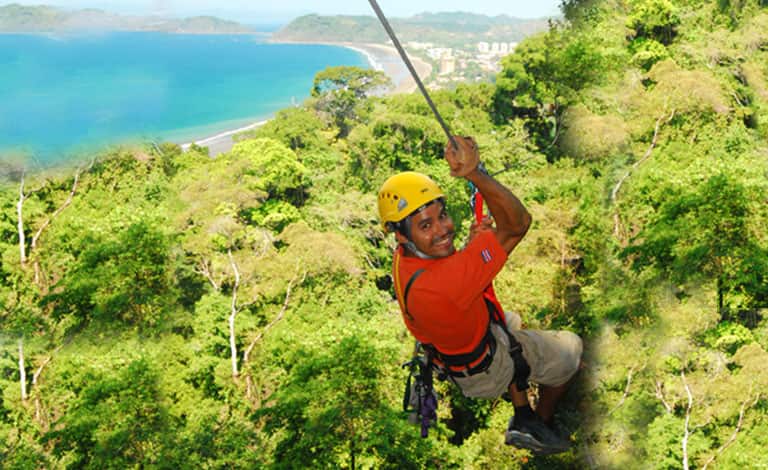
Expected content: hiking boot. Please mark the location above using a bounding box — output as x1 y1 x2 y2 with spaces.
505 415 571 455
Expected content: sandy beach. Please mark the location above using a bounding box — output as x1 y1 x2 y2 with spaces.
333 42 432 94
179 119 269 155
180 42 431 156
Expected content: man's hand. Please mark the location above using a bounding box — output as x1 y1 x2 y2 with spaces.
467 216 495 244
444 136 479 177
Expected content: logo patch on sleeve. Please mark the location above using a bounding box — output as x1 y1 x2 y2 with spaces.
481 248 492 264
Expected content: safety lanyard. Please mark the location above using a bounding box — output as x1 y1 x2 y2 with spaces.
469 164 506 323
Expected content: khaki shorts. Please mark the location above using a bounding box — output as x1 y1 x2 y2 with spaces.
452 313 582 399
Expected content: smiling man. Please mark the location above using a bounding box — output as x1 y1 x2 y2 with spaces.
378 136 582 455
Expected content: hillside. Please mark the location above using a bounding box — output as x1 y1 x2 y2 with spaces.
0 3 255 33
272 12 550 47
2 0 767 468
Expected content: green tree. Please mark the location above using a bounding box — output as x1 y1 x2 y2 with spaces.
311 66 391 137
229 138 310 206
257 333 445 468
493 29 608 153
717 0 767 26
236 107 328 153
44 359 180 469
623 173 767 318
42 220 178 330
629 38 670 70
626 0 681 45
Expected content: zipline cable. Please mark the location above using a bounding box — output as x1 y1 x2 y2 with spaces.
367 0 458 149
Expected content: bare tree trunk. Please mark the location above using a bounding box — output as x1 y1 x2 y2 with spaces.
701 395 759 470
681 371 693 470
30 171 79 287
717 276 726 321
198 257 220 291
18 339 28 401
228 249 240 378
31 350 58 428
655 379 673 413
609 367 635 415
612 110 675 241
17 174 27 267
245 373 255 402
243 268 301 361
244 267 303 400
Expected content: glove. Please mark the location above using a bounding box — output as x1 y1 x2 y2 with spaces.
444 136 480 177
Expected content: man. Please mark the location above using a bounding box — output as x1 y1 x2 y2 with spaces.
377 136 583 455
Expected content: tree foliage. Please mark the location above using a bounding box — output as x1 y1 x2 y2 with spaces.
623 173 767 317
43 220 178 329
626 0 681 45
311 66 391 137
3 1 768 467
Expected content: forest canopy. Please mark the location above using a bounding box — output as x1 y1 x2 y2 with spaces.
2 1 767 468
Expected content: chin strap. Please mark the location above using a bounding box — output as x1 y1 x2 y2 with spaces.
402 241 435 260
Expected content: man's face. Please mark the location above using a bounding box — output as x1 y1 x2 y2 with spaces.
397 201 456 258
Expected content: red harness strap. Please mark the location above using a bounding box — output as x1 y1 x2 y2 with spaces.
472 191 507 326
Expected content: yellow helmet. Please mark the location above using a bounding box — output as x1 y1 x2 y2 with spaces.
378 172 444 231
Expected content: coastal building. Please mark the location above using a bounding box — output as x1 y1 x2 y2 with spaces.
439 55 456 75
426 47 453 61
406 41 434 50
478 41 518 57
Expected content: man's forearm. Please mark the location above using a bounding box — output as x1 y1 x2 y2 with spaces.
465 169 531 253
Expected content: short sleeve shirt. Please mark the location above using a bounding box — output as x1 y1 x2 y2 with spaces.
393 230 508 355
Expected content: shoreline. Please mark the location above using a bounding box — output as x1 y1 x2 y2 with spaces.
180 41 432 155
270 40 432 94
179 119 269 154
341 42 432 94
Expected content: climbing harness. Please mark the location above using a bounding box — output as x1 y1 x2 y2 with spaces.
402 343 438 438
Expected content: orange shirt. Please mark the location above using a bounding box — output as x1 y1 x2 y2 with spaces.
393 230 508 356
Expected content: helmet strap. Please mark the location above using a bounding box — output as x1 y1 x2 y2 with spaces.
402 240 435 260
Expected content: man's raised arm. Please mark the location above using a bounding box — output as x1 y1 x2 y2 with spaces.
445 136 532 254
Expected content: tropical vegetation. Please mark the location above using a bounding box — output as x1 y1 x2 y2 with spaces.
2 0 767 467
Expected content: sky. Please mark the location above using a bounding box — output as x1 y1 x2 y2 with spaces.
8 0 563 24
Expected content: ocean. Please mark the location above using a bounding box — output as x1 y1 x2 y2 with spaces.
0 32 368 166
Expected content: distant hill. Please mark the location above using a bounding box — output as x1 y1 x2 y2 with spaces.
0 3 255 33
272 12 551 45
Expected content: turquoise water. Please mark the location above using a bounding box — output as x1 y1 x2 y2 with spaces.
0 32 367 165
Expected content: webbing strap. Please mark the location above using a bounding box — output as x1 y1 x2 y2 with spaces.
484 298 530 391
470 164 508 326
394 248 425 321
468 183 531 389
402 269 425 319
431 327 494 367
393 250 404 312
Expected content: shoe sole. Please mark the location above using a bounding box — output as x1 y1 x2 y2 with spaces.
505 430 570 455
